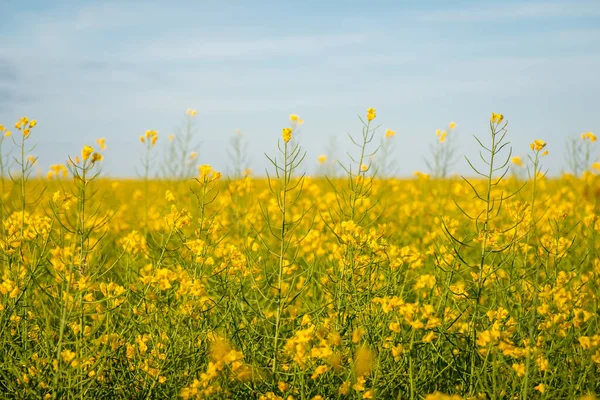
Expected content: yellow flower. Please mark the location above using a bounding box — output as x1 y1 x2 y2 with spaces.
338 381 351 395
491 112 504 124
27 155 37 165
96 138 106 150
289 114 304 124
199 164 212 178
14 117 36 138
422 331 436 343
168 134 175 142
436 130 447 143
530 139 547 151
318 155 327 164
60 349 76 365
282 128 292 143
82 145 94 161
145 130 158 140
354 345 375 377
48 164 68 179
512 156 524 167
366 108 376 121
165 190 176 202
385 129 396 138
448 121 456 130
198 164 222 182
186 108 197 117
4 130 11 137
534 384 546 394
15 117 28 130
139 136 145 143
91 152 103 163
311 365 328 379
512 362 526 377
581 131 597 142
413 171 430 180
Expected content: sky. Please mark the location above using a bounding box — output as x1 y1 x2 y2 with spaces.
0 0 599 178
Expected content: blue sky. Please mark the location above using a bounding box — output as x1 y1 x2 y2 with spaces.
1 0 599 178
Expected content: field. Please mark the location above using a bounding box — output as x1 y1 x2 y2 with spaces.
0 112 599 399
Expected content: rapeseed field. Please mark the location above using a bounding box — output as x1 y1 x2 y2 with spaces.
0 110 599 399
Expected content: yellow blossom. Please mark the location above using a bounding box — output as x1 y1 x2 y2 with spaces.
165 190 176 202
512 156 524 167
96 138 106 150
491 112 504 124
534 384 546 394
366 108 376 121
581 132 596 142
289 114 304 124
91 152 103 163
512 362 526 377
81 145 94 161
311 365 328 379
282 128 292 143
530 139 547 151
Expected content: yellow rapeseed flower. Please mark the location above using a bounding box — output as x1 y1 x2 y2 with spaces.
530 139 547 151
318 155 327 164
82 145 94 161
436 129 447 143
581 131 597 142
512 362 526 377
199 164 212 178
91 152 103 163
165 190 176 202
491 112 504 124
282 128 292 143
385 129 396 138
366 108 376 121
96 138 106 150
354 345 375 377
289 114 304 124
512 156 524 167
448 121 456 130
